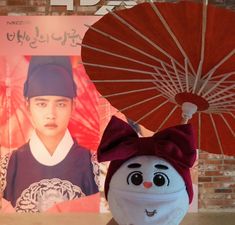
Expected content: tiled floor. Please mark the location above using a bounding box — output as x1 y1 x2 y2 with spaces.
0 212 234 225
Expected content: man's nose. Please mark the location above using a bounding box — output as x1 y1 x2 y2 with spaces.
46 105 56 119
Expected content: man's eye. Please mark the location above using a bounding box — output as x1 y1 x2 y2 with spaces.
36 102 46 107
127 171 143 186
57 103 66 107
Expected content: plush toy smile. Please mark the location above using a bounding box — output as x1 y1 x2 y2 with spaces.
145 209 157 217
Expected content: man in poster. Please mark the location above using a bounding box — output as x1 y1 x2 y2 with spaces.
2 56 99 212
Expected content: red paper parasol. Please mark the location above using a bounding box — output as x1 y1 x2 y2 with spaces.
68 60 101 151
81 1 235 156
0 56 33 151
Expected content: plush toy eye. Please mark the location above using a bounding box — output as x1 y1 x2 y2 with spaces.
153 172 170 186
127 171 143 185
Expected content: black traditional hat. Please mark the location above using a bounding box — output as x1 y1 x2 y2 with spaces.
24 56 77 98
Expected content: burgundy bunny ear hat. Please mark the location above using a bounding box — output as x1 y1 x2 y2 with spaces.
97 116 197 204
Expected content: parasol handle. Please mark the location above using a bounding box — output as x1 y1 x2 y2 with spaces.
181 102 197 124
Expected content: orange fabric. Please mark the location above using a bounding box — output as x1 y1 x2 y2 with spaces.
0 198 15 213
46 193 100 213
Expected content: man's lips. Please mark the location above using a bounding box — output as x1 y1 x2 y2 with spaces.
145 209 157 217
44 123 58 128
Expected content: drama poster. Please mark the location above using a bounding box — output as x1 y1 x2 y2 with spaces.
0 9 198 214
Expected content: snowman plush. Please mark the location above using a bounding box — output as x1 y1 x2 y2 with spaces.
97 116 196 225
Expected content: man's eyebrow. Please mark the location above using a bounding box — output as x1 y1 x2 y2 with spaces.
127 163 142 168
56 98 70 102
32 98 70 102
154 164 169 170
33 98 48 102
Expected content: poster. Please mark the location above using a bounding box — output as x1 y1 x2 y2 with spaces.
0 10 198 213
0 15 108 213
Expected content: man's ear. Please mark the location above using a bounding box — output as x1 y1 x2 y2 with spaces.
72 98 77 112
25 98 30 111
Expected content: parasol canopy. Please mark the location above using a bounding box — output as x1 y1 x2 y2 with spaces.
81 0 235 156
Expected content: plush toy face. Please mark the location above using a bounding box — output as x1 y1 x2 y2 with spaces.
108 156 189 225
109 155 185 194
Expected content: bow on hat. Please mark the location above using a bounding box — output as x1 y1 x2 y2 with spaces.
97 116 196 168
97 116 197 203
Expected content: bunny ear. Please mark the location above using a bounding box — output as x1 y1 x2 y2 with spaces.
97 116 139 162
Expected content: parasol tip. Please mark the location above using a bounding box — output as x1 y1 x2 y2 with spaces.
181 102 198 124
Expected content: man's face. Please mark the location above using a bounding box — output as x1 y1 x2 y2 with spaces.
28 96 73 139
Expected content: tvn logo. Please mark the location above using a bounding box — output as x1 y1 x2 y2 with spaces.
6 20 31 25
50 0 137 15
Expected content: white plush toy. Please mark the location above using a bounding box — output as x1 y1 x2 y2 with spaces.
97 116 196 225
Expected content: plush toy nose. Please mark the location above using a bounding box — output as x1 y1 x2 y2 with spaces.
143 181 152 189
